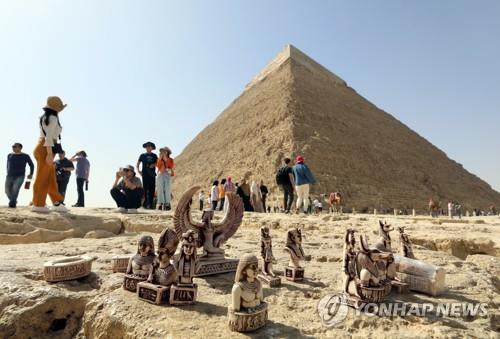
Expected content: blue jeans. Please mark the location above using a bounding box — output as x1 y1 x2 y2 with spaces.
5 175 24 206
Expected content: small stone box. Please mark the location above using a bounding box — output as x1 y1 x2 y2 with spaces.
285 266 304 281
111 255 130 273
137 282 170 305
169 284 197 305
123 274 147 292
257 274 281 287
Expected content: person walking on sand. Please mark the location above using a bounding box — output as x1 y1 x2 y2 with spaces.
250 180 263 212
70 150 90 207
32 96 68 213
276 158 295 214
210 180 219 210
218 178 226 211
156 147 174 210
224 176 236 194
5 142 34 208
260 180 268 213
198 190 205 211
292 155 316 214
137 142 158 209
54 151 74 202
237 178 253 212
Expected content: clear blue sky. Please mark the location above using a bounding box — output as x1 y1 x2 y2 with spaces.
1 0 499 207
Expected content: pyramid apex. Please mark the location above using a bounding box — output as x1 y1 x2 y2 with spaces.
245 44 346 91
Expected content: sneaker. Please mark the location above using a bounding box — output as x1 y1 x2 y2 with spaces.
31 206 51 213
115 207 127 213
8 202 16 208
127 208 138 214
51 204 69 213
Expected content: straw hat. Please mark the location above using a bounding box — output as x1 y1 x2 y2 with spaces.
159 146 172 154
44 96 67 112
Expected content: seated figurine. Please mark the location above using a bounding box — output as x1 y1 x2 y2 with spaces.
228 254 268 332
170 230 199 305
284 228 305 281
257 226 281 287
398 226 416 259
124 235 156 292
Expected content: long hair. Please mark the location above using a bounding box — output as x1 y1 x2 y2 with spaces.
41 108 61 127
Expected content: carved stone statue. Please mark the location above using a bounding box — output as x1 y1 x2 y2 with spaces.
174 186 243 276
398 226 415 259
342 231 394 307
257 226 281 287
284 228 305 281
124 235 156 292
373 220 393 252
137 229 180 304
228 254 268 332
170 230 199 305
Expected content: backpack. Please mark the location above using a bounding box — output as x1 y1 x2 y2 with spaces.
275 165 289 185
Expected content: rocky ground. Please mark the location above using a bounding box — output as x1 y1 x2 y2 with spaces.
0 207 499 338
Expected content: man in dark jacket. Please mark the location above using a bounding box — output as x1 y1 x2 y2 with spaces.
5 143 34 208
276 158 295 213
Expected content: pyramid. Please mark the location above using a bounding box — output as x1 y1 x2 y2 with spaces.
172 45 500 211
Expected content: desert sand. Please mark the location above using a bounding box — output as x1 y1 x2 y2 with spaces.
0 206 498 338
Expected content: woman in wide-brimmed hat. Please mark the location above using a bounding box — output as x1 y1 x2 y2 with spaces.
32 96 68 213
155 147 174 210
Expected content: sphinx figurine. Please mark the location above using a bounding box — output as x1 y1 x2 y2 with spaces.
228 254 268 332
170 230 199 305
257 226 281 287
342 231 394 307
373 220 393 252
284 228 305 281
124 235 156 292
137 229 179 304
398 227 416 259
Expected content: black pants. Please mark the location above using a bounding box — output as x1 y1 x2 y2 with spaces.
110 187 143 209
76 177 86 206
199 200 204 211
219 197 225 211
282 184 294 212
262 196 267 213
212 200 218 210
57 178 70 201
142 175 156 209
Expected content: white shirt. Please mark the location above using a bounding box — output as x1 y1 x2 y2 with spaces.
39 115 62 147
211 185 219 201
198 192 205 201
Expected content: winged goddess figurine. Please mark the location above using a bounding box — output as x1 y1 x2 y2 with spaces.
174 186 244 275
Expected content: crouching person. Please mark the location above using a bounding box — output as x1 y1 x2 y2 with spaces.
111 165 143 214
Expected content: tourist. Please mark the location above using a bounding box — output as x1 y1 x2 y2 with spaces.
292 155 316 214
32 96 68 213
70 150 90 207
198 190 205 211
276 158 295 213
5 142 34 208
448 201 453 218
237 179 253 211
218 178 226 211
110 165 143 213
260 180 269 213
250 180 263 212
454 202 462 219
156 147 174 210
224 176 236 194
210 180 219 210
137 141 158 209
54 151 74 202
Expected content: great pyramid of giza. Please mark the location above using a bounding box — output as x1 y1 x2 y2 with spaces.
172 44 500 211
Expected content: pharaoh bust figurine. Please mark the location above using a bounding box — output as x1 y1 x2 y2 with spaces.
127 235 156 277
124 235 156 292
174 230 198 286
228 254 268 332
284 228 306 281
148 228 179 286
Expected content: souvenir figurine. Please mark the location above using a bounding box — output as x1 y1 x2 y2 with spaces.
174 186 244 276
284 228 305 281
170 230 199 305
228 254 268 332
398 226 415 259
124 235 156 292
257 226 281 287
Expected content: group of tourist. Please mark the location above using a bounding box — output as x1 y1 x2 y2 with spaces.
110 142 175 213
5 97 90 212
